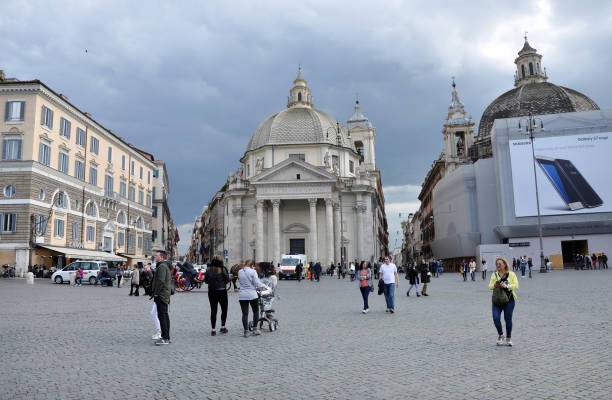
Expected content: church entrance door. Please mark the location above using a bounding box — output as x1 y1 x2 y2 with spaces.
289 239 305 255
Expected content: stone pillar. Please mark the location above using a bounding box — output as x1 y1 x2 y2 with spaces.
308 198 318 262
256 200 264 262
325 198 334 265
355 195 364 262
230 201 243 265
272 199 280 267
334 201 341 265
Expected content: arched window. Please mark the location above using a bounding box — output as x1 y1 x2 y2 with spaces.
521 65 526 78
529 62 534 75
298 92 302 102
56 192 67 208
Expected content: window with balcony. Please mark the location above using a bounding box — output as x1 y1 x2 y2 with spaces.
4 101 25 122
2 138 22 160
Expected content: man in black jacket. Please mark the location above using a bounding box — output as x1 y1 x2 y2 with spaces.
295 262 302 282
151 250 172 345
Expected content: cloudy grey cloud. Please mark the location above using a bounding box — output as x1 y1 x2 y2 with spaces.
2 0 611 254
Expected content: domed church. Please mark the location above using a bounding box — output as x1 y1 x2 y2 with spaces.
470 37 600 159
221 68 388 267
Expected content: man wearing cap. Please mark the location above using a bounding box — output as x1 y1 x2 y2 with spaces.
151 249 172 345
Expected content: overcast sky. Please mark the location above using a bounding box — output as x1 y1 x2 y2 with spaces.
2 0 611 255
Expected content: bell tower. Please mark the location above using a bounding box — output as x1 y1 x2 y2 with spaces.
347 99 377 171
442 78 474 171
287 66 313 108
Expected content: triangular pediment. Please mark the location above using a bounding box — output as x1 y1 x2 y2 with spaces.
250 158 337 184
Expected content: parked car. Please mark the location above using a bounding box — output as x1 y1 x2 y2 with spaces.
51 261 108 285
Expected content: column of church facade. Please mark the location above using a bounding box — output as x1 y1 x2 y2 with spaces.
256 200 265 262
355 194 364 262
308 198 318 262
325 198 334 265
333 201 341 265
271 199 280 267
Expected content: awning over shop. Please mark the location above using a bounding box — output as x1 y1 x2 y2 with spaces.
37 245 126 261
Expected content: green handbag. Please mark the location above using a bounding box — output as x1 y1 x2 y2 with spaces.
492 272 510 307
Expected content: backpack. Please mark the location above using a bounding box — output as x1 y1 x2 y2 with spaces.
491 272 511 307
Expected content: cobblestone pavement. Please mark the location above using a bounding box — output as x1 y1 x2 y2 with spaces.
1 269 611 399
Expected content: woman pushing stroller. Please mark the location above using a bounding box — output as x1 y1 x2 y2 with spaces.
238 260 270 338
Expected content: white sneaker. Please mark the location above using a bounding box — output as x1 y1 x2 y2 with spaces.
506 338 513 347
151 332 162 340
496 335 505 346
362 309 366 314
364 308 369 313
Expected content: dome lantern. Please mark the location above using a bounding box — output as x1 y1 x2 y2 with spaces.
287 66 313 108
514 35 547 87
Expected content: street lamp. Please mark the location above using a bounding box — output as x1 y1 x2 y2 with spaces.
518 113 547 273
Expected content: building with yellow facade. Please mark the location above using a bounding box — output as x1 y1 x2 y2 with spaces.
0 71 157 275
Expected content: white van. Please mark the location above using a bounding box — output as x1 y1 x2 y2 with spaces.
279 254 307 280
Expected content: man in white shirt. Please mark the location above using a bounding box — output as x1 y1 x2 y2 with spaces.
379 256 399 313
349 262 356 281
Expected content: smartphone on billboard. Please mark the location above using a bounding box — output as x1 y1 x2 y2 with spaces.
535 156 603 210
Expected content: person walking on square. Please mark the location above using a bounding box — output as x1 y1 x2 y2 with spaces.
238 259 267 337
151 250 172 345
314 261 322 282
601 252 608 269
490 257 519 347
469 258 476 281
75 267 83 286
462 262 468 281
129 266 140 296
204 257 230 336
420 259 431 296
527 257 533 278
349 261 356 281
592 253 598 270
519 256 527 278
406 262 420 297
295 261 303 282
357 261 373 313
481 259 488 280
379 256 399 312
116 263 124 288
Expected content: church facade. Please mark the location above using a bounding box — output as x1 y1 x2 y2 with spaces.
198 69 388 267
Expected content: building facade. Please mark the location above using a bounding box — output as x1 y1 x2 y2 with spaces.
151 160 176 258
0 73 156 274
190 69 388 267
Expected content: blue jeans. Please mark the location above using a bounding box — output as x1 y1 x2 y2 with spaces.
492 299 515 338
520 266 526 277
383 283 395 309
528 266 532 278
359 286 370 310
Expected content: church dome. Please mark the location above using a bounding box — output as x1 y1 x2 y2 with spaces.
478 82 599 137
478 38 599 138
246 68 351 153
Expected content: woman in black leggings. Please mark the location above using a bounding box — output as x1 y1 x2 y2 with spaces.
204 257 230 336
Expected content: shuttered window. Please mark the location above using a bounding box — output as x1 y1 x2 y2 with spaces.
2 138 22 160
41 105 54 129
5 101 25 122
60 117 71 139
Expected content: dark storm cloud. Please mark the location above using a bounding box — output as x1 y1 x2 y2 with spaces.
2 0 611 253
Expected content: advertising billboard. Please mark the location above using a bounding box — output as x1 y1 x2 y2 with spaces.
509 132 611 217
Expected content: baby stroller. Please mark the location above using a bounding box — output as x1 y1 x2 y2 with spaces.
249 277 279 332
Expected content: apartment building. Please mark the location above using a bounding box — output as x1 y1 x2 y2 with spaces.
0 72 155 274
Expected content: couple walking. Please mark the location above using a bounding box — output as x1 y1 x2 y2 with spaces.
357 256 399 313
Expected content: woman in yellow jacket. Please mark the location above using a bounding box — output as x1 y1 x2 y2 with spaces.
489 257 519 346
